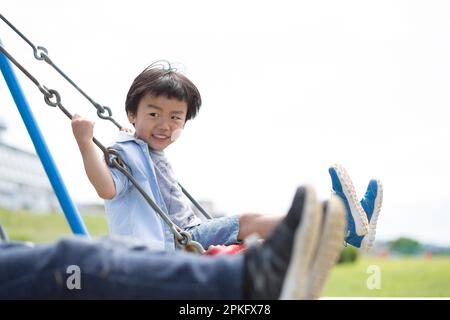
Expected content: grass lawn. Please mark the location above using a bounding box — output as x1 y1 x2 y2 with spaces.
324 256 450 297
0 208 108 243
1 208 450 298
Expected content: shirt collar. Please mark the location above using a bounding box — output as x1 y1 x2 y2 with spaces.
116 131 144 144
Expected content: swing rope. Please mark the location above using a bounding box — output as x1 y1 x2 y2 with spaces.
0 14 122 129
0 14 209 254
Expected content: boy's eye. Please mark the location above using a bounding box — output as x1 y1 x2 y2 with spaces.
172 116 182 121
149 113 159 117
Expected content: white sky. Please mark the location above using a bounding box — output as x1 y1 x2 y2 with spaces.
1 0 450 246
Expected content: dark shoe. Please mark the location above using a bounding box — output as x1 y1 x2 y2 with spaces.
243 185 321 299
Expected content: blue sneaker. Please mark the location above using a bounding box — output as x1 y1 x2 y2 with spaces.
328 164 369 240
352 179 383 251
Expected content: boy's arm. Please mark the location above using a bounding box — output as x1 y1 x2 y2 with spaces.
71 114 116 199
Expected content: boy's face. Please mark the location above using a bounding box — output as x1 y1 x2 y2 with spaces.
128 93 187 151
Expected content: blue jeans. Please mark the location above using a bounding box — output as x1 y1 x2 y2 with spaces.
186 215 241 249
0 236 244 299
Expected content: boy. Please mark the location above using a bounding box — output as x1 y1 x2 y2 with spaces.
71 62 383 252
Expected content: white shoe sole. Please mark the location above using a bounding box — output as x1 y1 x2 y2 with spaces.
360 180 383 252
331 164 369 236
305 195 347 300
279 185 322 300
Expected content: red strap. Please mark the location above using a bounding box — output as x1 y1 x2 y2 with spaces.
203 244 246 256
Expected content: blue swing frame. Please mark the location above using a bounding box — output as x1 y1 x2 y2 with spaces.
0 41 89 237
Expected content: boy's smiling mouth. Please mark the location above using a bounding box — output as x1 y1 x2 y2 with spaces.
152 133 169 141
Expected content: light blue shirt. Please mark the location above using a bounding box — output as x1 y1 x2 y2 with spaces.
104 132 176 251
148 149 202 230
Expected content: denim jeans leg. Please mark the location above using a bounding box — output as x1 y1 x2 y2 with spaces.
187 215 241 249
0 237 244 299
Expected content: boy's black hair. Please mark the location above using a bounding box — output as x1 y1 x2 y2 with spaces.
125 60 201 121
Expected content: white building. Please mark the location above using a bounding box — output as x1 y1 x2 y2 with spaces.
0 119 59 212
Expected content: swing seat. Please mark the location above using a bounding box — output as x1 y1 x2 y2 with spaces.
204 244 246 256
